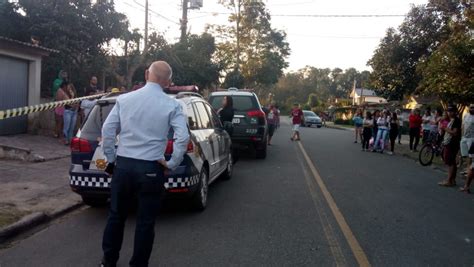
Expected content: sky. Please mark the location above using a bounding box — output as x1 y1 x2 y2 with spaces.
114 0 428 72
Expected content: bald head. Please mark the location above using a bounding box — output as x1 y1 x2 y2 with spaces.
146 61 172 88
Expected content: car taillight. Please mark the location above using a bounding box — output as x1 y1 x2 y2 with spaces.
165 140 194 155
247 110 265 118
70 138 92 153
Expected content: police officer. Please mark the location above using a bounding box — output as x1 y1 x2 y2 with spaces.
100 61 190 267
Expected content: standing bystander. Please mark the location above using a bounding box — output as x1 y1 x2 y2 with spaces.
100 61 189 267
422 109 432 143
460 104 474 176
266 104 279 145
409 109 422 152
438 106 462 187
352 109 363 143
388 112 400 155
361 111 373 151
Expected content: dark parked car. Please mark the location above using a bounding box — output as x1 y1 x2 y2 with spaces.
69 88 233 211
302 110 322 128
208 88 268 159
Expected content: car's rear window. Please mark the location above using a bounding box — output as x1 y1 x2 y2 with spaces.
209 95 259 112
80 101 183 141
80 103 114 141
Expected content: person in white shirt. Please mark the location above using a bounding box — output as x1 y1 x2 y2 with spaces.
460 104 474 180
373 110 390 153
422 108 432 143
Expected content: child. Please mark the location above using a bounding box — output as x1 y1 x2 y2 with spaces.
290 103 303 141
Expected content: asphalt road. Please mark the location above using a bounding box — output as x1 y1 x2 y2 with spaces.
1 120 473 266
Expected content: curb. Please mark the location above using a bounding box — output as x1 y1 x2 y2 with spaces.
325 124 353 131
0 201 83 243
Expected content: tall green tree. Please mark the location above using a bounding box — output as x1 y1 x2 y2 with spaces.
0 0 129 94
212 0 290 88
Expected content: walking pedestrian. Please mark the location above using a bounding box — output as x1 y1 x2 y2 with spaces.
373 110 390 153
361 111 373 151
396 109 403 144
352 109 363 143
218 95 234 136
438 106 461 187
388 112 400 155
62 83 79 145
290 103 303 141
460 104 474 176
266 104 279 145
409 109 422 152
422 108 432 143
100 61 189 267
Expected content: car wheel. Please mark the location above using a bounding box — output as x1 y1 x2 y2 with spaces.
256 143 267 159
81 196 108 207
221 152 233 180
191 166 209 211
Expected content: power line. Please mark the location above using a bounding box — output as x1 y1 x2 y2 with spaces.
130 0 180 25
195 11 405 18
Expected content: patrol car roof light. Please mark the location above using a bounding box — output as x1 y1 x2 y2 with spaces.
228 87 239 91
164 85 199 94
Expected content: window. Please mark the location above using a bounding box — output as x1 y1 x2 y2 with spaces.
186 104 199 130
205 103 222 128
80 103 113 140
194 102 212 129
209 95 258 112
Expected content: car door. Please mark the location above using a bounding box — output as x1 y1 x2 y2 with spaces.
204 102 229 174
193 101 220 179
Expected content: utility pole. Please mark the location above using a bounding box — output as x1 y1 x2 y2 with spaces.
236 0 241 71
144 0 149 49
180 0 189 43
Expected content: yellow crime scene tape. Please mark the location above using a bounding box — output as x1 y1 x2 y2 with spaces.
0 93 108 120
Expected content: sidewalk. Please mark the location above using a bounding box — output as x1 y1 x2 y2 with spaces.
0 134 81 241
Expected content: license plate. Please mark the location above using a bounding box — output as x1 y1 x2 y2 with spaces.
246 128 257 134
232 118 240 124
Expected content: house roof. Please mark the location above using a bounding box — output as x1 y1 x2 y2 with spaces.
0 36 58 55
353 88 376 96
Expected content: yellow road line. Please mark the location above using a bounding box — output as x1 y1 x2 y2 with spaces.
295 145 347 266
297 141 371 267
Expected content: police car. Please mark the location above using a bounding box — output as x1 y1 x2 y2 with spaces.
69 86 233 211
208 88 268 159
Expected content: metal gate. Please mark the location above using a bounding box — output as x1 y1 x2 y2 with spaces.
0 56 29 135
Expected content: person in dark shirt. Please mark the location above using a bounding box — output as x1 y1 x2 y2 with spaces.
438 106 462 187
83 76 101 96
218 96 235 135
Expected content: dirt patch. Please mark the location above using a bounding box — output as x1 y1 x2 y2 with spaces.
0 203 29 229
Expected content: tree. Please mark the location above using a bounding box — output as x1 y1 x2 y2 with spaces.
212 0 290 88
416 1 474 107
0 0 129 94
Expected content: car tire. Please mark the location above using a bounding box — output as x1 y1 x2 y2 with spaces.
191 166 209 211
221 152 233 180
256 143 267 159
81 196 108 207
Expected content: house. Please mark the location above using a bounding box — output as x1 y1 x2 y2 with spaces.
0 36 56 135
350 88 387 106
404 95 441 110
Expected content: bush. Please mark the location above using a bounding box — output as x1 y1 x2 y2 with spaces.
334 119 354 125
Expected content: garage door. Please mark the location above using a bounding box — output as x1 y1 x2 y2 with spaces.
0 56 28 135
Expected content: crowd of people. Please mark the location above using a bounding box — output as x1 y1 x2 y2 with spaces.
51 70 129 145
352 104 474 194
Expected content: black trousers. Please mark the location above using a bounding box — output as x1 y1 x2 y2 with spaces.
102 156 165 267
409 127 421 151
362 127 372 149
389 129 399 152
